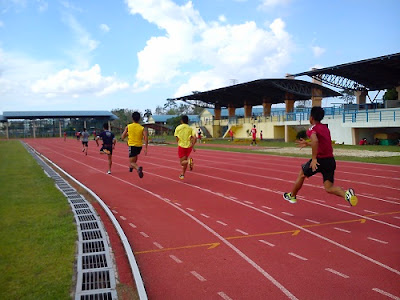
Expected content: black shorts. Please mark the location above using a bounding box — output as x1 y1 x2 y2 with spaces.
302 157 336 183
82 141 88 147
100 145 113 155
129 146 142 158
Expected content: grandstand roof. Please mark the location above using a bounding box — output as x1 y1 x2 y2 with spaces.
172 79 341 109
290 52 400 91
1 110 118 121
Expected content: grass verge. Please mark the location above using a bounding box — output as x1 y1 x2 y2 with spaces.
0 140 76 299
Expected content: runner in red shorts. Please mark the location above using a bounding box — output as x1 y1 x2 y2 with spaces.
174 115 197 180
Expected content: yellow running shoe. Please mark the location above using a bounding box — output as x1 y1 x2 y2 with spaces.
345 188 358 206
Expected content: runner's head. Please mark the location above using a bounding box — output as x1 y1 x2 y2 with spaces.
132 111 141 123
310 106 325 123
103 123 109 130
181 115 189 124
83 128 86 131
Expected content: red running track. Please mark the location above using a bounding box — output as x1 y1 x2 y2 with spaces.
25 138 400 300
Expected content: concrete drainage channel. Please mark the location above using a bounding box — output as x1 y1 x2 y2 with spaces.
22 142 136 300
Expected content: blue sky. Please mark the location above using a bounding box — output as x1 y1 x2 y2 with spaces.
1 0 399 114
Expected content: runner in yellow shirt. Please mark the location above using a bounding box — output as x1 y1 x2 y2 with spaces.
174 115 197 180
121 111 148 178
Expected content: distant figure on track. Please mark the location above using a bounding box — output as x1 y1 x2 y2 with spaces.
121 111 148 179
174 115 197 180
63 131 67 142
95 123 116 174
81 128 89 156
283 106 358 206
251 125 257 146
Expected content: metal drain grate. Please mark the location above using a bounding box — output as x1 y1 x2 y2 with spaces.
74 203 90 209
82 241 105 254
78 215 97 222
23 142 118 300
80 292 113 300
80 222 99 231
82 254 108 269
82 271 111 290
82 230 103 240
76 209 94 215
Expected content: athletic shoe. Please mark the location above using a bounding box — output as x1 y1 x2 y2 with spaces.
189 158 194 171
283 192 297 204
107 170 111 174
179 174 184 180
129 167 133 172
137 166 143 178
345 188 358 206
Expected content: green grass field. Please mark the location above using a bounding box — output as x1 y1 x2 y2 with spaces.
0 140 76 299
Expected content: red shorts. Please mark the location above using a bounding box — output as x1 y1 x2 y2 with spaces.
178 146 192 158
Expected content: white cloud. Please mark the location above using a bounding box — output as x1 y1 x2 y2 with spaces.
218 15 227 23
31 64 129 97
100 23 110 33
36 0 48 12
125 0 294 96
258 0 292 11
312 46 326 58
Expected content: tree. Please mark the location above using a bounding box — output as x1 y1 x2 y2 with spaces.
155 105 164 114
383 88 398 100
143 109 152 122
339 89 355 104
166 116 182 130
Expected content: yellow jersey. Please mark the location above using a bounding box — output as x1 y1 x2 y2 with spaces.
127 123 144 146
174 123 195 148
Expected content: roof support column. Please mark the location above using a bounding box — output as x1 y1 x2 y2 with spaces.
214 104 221 120
6 122 9 139
262 98 272 116
108 120 111 131
285 93 295 113
228 104 236 118
84 120 87 129
59 120 62 137
244 102 252 118
355 90 367 105
312 74 323 107
32 120 36 138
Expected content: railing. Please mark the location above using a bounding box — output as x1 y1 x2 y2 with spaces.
342 109 399 123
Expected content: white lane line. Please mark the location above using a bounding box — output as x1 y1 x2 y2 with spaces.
368 237 388 244
387 197 400 201
372 288 400 300
190 271 207 282
140 232 149 238
216 220 227 226
218 291 233 300
282 212 294 217
337 204 349 208
364 209 379 214
315 199 326 203
262 205 272 210
174 202 182 206
200 213 210 218
112 210 118 214
153 242 163 249
186 208 194 212
325 268 349 278
228 196 237 200
129 223 137 228
394 216 400 220
120 216 127 221
169 255 182 264
236 229 249 235
288 252 308 261
244 200 254 205
259 240 275 247
334 227 351 233
305 219 320 224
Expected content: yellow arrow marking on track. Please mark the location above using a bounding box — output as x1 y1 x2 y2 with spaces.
135 211 400 255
